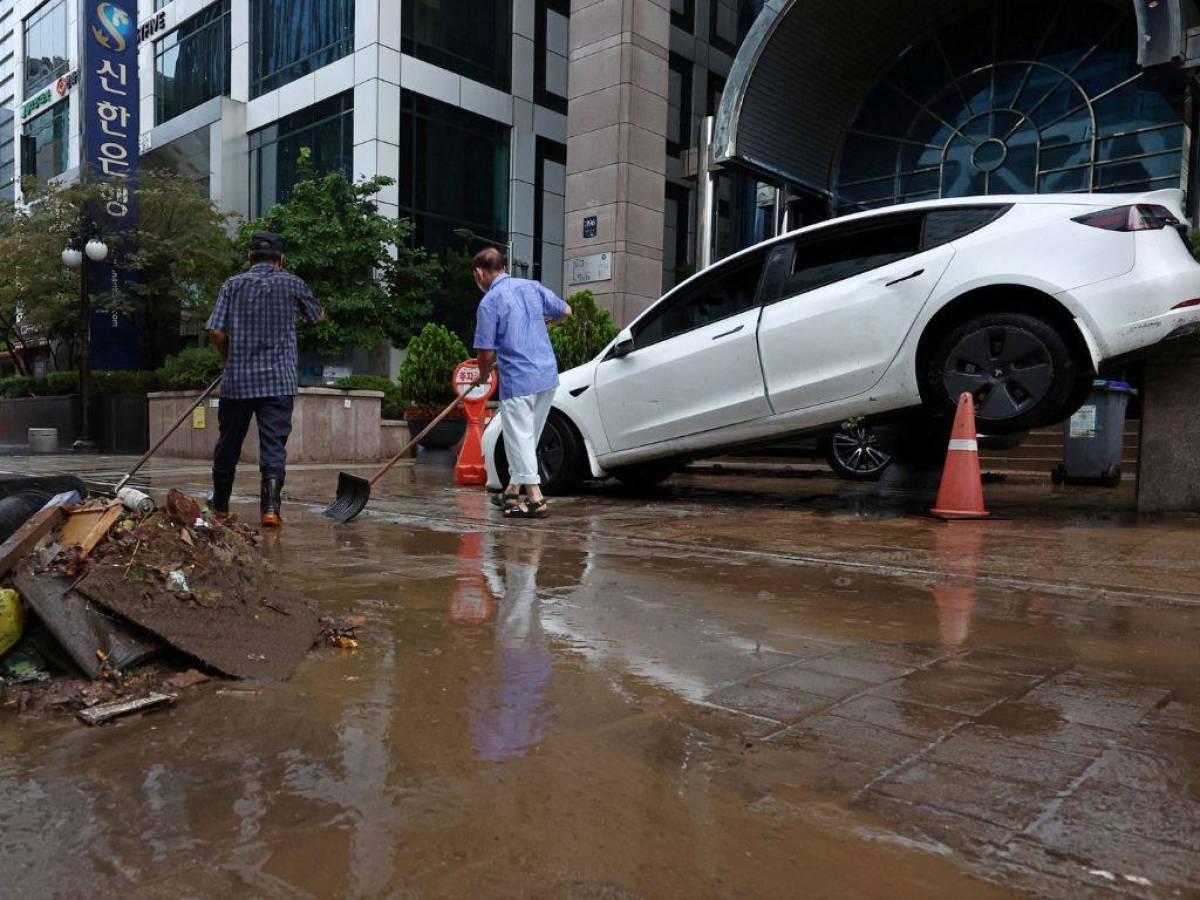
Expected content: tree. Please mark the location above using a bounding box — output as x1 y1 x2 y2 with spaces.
0 173 238 369
241 150 442 356
127 170 240 367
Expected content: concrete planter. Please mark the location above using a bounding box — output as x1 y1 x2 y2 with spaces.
148 388 385 463
381 420 415 459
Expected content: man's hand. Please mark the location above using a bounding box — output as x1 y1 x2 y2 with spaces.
545 304 573 325
476 349 497 381
208 329 229 364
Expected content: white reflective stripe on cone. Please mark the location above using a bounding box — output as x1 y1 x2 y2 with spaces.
948 439 978 452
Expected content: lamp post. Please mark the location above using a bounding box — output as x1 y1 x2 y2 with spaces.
62 231 108 451
452 227 528 277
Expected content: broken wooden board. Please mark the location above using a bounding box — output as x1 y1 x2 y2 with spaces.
59 503 124 555
11 565 160 679
75 512 321 680
77 692 175 726
0 504 67 578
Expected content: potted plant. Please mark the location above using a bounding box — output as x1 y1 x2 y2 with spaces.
398 323 470 450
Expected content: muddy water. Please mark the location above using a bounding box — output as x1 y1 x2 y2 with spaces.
1 465 1198 897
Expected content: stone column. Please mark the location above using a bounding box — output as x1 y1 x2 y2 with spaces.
353 0 402 218
565 0 669 325
1136 339 1200 512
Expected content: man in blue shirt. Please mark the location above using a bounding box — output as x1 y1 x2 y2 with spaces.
206 232 324 528
473 248 572 518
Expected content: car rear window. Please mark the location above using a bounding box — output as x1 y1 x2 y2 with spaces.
922 206 1010 250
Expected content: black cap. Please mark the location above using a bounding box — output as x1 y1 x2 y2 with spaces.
250 231 284 254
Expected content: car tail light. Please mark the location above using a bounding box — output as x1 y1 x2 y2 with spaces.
1172 298 1200 309
1072 204 1181 232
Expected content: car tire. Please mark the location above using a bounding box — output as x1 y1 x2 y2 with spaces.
821 427 893 481
926 311 1079 435
494 410 587 495
611 459 677 491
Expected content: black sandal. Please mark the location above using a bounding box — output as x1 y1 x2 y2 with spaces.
491 490 521 510
504 499 549 519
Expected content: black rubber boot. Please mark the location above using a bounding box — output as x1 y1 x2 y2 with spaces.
210 472 235 520
260 472 284 529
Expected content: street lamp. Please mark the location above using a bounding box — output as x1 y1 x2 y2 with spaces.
452 227 529 277
63 230 108 451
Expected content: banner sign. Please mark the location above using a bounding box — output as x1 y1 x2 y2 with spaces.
82 0 141 371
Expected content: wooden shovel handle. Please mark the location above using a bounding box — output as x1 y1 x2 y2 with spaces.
113 373 224 494
367 380 485 488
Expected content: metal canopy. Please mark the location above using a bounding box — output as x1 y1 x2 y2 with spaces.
713 0 1193 197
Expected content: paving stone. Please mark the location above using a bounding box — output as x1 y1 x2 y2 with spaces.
1020 688 1158 732
794 651 915 684
767 714 926 778
956 649 1063 679
855 791 1015 860
704 682 830 724
1051 779 1200 851
840 641 950 669
753 664 873 700
875 761 1060 831
1089 746 1197 796
868 667 1030 717
925 727 1094 787
992 838 1161 900
974 702 1115 757
1027 813 1200 894
826 694 966 741
1142 700 1200 736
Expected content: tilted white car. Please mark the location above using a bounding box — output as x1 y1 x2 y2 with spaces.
484 190 1200 492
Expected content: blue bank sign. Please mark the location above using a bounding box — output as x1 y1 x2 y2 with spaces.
82 0 141 370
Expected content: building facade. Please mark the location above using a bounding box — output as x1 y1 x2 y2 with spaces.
6 0 571 305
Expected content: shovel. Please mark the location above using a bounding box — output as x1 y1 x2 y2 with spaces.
109 373 224 496
324 381 483 523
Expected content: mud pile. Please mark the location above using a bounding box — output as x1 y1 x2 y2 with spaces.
0 485 336 724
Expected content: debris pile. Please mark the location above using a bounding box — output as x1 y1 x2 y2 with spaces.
0 480 325 725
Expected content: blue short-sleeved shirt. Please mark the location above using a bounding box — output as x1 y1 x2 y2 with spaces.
205 263 324 399
473 274 568 401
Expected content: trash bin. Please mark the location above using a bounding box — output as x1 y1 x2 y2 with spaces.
1052 380 1136 487
27 427 58 454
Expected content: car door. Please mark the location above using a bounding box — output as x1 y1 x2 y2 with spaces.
595 250 771 453
756 210 956 414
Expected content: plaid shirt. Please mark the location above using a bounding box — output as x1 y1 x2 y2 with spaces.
206 264 324 399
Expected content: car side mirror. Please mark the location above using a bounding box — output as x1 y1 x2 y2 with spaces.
612 336 635 358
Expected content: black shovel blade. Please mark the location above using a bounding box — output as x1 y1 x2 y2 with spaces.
324 471 371 522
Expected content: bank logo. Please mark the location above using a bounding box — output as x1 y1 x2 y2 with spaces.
91 3 133 53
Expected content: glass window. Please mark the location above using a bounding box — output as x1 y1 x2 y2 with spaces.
402 0 511 92
922 206 1009 249
834 1 1185 212
155 1 231 125
23 0 67 96
250 0 353 99
634 250 766 348
667 54 692 158
534 0 568 115
249 92 353 216
20 98 67 181
671 0 695 33
0 106 14 200
399 91 510 254
533 137 566 294
784 215 922 297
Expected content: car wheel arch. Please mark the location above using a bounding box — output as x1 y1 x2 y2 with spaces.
494 406 595 492
915 284 1094 399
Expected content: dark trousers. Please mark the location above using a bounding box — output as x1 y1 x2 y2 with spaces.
212 396 294 479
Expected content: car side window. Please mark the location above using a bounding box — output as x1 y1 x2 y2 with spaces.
922 206 1010 249
783 215 923 297
632 251 767 349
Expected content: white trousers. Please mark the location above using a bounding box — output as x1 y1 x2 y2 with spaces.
501 389 556 485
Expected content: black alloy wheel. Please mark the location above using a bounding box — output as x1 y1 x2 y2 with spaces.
928 311 1076 434
824 427 893 481
495 410 586 495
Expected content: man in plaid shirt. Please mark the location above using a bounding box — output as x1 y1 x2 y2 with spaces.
206 232 324 528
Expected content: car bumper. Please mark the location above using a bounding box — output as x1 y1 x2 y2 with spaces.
1063 267 1200 360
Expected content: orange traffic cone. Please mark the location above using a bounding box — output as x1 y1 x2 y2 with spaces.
929 392 992 520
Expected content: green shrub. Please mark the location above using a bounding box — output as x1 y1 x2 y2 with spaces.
93 370 160 394
334 374 406 419
398 323 469 408
549 290 619 371
0 370 160 398
156 347 223 391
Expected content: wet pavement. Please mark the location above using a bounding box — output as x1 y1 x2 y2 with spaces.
1 454 1198 898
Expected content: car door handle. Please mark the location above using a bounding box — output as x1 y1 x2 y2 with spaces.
712 324 745 340
884 269 925 287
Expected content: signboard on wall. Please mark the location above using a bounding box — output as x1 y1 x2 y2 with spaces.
568 252 612 285
82 0 142 371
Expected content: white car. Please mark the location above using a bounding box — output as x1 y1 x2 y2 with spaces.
484 190 1200 492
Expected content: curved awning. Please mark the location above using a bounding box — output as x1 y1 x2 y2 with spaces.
713 0 1194 196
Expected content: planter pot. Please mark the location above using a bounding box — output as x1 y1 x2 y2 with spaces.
407 416 466 451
